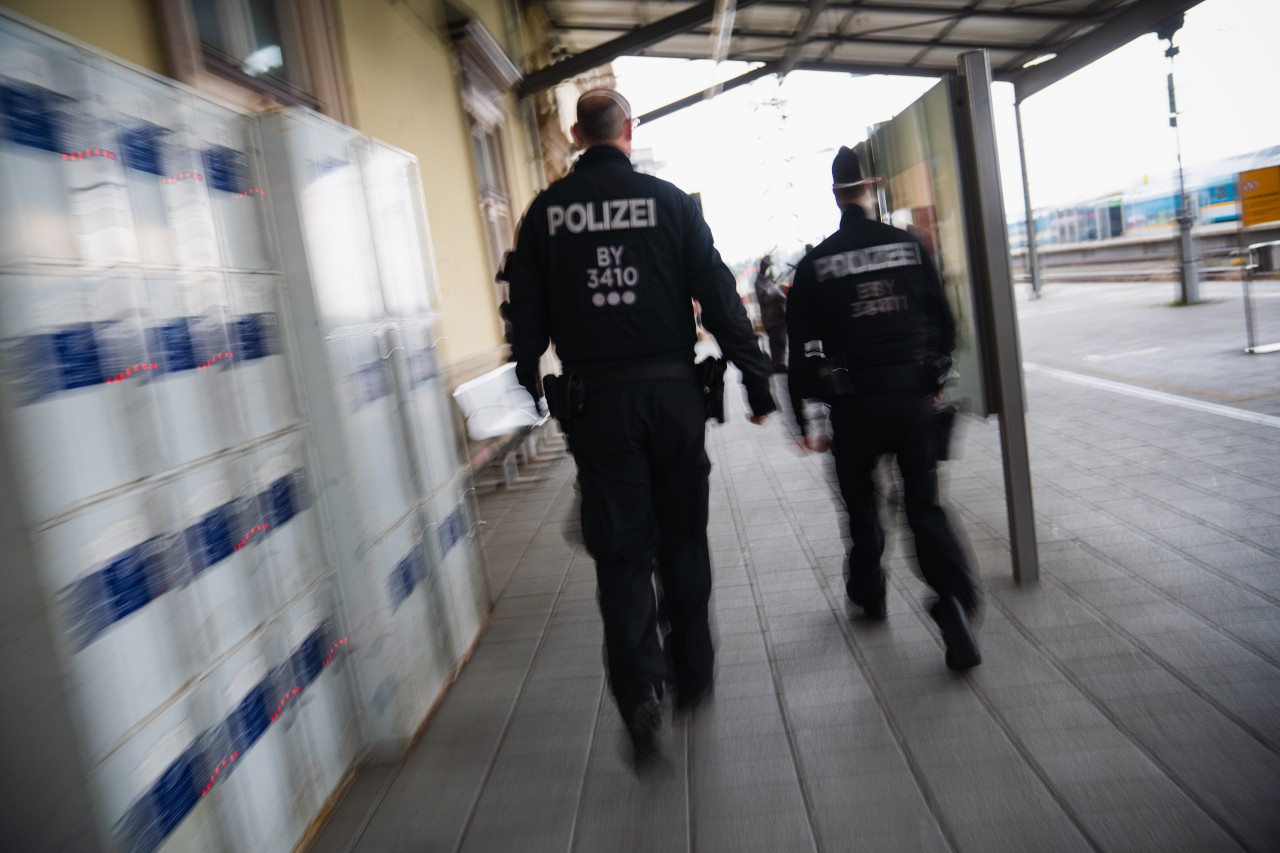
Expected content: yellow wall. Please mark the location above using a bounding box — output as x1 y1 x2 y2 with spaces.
3 0 167 74
336 0 535 370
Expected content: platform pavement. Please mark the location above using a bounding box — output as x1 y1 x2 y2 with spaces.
310 282 1280 852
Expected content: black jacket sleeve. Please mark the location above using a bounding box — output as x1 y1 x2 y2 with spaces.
505 201 550 402
680 195 776 417
785 260 821 437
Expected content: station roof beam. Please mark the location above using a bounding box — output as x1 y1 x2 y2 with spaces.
1010 0 1208 102
519 0 768 96
524 0 1209 109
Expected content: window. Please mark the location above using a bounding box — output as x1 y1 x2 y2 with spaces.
450 17 522 309
471 124 509 197
158 0 347 119
472 124 514 282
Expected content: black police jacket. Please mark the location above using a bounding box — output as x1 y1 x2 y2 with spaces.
505 145 775 417
786 204 956 435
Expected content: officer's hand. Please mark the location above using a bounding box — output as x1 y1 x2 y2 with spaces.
748 414 769 425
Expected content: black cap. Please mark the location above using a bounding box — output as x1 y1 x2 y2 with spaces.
831 146 865 189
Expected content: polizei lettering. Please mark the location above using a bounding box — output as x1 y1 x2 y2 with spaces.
547 198 657 236
813 242 921 282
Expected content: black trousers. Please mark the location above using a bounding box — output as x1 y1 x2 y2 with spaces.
831 393 976 612
569 378 713 717
764 322 787 371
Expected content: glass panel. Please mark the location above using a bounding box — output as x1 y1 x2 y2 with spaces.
471 128 494 192
247 0 286 57
484 128 508 196
868 80 986 412
192 0 227 54
243 0 287 79
193 0 299 88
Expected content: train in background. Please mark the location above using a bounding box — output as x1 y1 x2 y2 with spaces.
1008 145 1280 249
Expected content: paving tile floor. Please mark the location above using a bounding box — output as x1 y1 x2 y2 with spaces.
312 283 1280 852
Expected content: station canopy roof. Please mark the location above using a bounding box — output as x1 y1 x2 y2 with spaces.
517 0 1205 106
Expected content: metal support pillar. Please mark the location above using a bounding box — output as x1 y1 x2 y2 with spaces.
1176 204 1200 304
1162 20 1199 304
957 50 1040 584
1243 241 1280 354
1014 100 1042 300
1243 261 1258 352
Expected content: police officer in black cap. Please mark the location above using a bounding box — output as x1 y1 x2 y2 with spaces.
787 146 980 670
505 88 776 766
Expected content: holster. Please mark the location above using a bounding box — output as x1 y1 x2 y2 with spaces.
814 360 855 400
933 401 960 461
542 372 585 431
696 357 727 423
814 357 936 400
929 354 955 395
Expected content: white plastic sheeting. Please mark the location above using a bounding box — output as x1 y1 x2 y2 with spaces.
452 362 545 440
0 12 489 851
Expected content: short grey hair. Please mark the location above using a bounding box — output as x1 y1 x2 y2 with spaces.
576 89 631 145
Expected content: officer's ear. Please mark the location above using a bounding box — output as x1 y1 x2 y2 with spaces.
570 122 585 149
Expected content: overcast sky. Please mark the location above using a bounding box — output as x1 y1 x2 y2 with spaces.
613 0 1280 266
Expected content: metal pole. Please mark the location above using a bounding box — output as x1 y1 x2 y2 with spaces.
1166 43 1199 304
1242 256 1257 352
957 50 1040 584
1014 100 1042 300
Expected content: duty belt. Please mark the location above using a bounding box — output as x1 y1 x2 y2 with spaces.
572 361 696 394
829 362 932 396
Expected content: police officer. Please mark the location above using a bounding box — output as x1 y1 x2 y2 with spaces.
786 146 980 670
506 88 776 766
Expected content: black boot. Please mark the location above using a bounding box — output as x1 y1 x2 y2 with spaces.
675 679 713 712
850 592 887 621
929 597 981 670
627 688 663 770
846 568 887 621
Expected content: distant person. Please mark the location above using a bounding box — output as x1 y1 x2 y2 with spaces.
786 146 980 670
505 87 776 769
781 244 815 295
754 254 788 373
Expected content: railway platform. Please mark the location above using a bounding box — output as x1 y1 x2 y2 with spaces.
311 282 1280 853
